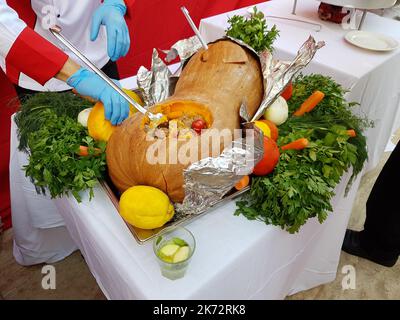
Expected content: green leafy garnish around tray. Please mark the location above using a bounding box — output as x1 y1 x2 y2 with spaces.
226 6 279 53
15 92 106 202
15 92 93 152
235 74 373 233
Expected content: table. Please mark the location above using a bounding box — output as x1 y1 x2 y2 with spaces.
9 115 363 299
305 0 397 30
9 0 400 299
9 78 363 299
200 0 400 172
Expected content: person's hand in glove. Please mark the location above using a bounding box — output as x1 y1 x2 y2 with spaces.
90 0 130 61
67 68 130 125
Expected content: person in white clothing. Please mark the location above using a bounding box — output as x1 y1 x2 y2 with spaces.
0 0 134 125
1 0 134 266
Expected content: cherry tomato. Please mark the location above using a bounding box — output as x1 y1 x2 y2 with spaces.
191 119 206 134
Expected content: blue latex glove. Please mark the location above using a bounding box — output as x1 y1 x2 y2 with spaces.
90 0 130 61
67 68 129 125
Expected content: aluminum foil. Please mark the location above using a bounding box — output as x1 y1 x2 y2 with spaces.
163 36 203 63
226 36 258 55
239 99 250 123
176 124 264 215
136 66 153 106
137 38 203 106
251 36 325 121
136 49 172 106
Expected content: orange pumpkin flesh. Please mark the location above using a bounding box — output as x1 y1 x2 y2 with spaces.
142 101 213 129
106 40 264 203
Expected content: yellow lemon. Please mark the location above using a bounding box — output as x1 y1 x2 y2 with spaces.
254 120 272 139
88 89 143 142
119 186 175 230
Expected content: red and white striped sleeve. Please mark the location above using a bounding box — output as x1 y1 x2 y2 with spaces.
0 0 68 86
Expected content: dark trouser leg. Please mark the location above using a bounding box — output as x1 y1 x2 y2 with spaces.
14 60 120 100
360 142 400 260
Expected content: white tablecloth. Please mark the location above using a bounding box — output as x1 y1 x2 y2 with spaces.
9 116 362 299
8 0 400 299
200 0 400 171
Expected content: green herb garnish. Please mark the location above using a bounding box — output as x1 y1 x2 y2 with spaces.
15 93 106 202
15 92 92 152
235 74 372 233
24 110 106 202
226 6 279 53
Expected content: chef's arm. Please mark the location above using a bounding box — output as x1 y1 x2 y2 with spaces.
0 0 130 125
0 0 69 85
55 59 80 82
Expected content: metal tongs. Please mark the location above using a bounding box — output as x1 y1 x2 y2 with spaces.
49 25 163 122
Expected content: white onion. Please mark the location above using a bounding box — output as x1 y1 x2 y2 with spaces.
263 96 289 126
77 108 93 128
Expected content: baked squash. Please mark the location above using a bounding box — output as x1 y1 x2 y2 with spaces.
106 40 264 202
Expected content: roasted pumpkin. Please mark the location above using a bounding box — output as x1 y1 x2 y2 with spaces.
106 40 264 202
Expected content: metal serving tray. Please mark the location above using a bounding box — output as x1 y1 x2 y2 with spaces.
100 179 249 245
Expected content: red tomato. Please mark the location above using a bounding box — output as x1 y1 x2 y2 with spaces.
281 82 293 101
253 137 280 176
191 119 206 134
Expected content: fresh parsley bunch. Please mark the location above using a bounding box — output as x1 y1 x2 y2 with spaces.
236 127 358 233
226 6 279 53
23 109 107 202
236 74 372 233
281 73 373 185
15 92 93 152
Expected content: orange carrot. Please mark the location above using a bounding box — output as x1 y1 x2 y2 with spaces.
235 175 250 191
281 138 309 151
294 91 325 116
346 129 357 138
78 146 101 157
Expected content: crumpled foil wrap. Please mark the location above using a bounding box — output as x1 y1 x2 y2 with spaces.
226 36 258 55
239 99 250 123
251 36 325 121
137 38 203 105
163 36 203 64
136 49 172 106
176 124 264 216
